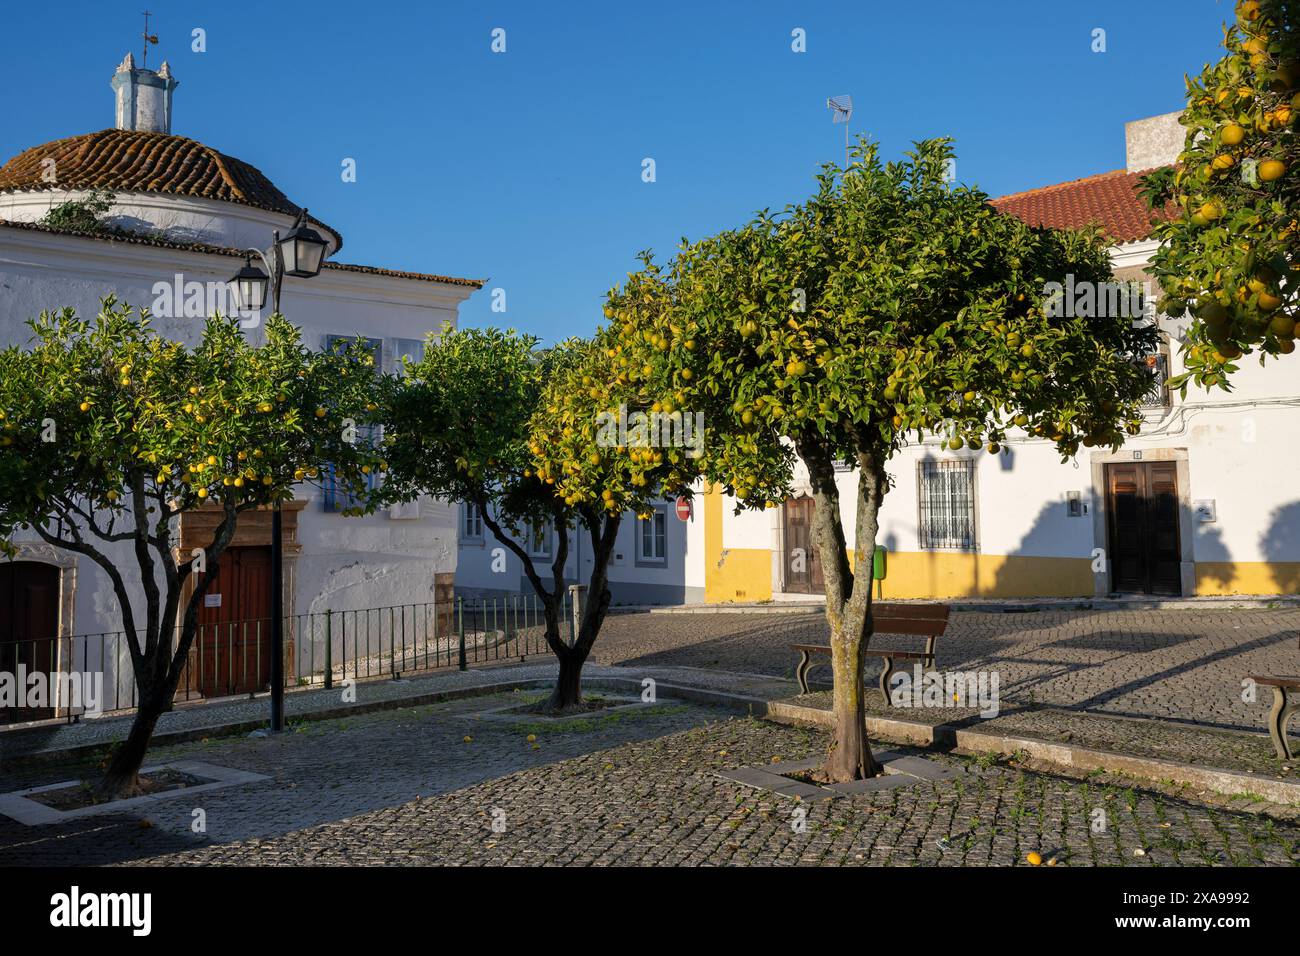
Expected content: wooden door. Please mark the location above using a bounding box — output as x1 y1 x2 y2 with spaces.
0 561 60 722
783 497 825 594
193 547 274 698
1105 462 1182 595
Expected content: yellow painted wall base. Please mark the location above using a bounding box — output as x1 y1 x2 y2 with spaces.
702 483 773 604
1196 562 1300 596
704 548 774 603
875 552 1095 600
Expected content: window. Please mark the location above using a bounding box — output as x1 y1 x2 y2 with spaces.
321 425 381 514
917 460 977 550
1139 352 1170 409
323 333 382 368
462 503 484 541
393 337 425 370
637 507 668 565
525 521 551 559
321 334 384 514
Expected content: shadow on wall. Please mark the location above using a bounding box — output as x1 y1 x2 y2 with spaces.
1194 519 1236 592
1262 501 1300 595
986 497 1094 599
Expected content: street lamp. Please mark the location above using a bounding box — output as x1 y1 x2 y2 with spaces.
227 207 331 734
277 212 329 278
228 208 328 315
231 255 269 313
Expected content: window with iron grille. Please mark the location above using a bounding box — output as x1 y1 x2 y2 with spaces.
1139 352 1170 408
917 459 977 550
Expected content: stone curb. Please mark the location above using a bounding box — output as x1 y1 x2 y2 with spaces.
763 698 1300 807
639 597 1300 613
10 666 1299 809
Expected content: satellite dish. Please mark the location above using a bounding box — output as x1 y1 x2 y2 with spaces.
827 95 853 124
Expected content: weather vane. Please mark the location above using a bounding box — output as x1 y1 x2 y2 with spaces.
141 11 159 68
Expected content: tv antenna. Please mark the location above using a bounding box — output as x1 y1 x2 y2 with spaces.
141 11 159 68
827 95 853 169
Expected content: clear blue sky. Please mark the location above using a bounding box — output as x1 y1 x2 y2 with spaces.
2 0 1230 344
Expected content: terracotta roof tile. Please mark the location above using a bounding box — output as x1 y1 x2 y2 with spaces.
0 218 484 289
0 129 341 250
990 167 1175 244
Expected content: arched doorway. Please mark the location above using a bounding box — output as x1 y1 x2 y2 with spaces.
0 560 61 722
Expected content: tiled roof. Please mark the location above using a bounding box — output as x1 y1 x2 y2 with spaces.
0 218 485 289
0 129 341 249
990 167 1174 244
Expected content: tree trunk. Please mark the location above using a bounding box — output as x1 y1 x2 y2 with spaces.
825 619 880 780
804 445 886 783
96 693 164 800
546 646 588 712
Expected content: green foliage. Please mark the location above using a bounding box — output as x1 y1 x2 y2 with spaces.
1145 0 1300 388
0 297 384 549
39 189 118 234
528 333 703 521
614 137 1158 509
378 326 558 539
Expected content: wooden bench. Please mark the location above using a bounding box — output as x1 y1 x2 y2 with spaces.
1247 675 1300 759
792 604 950 704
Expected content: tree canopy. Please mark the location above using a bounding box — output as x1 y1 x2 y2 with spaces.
1144 0 1300 386
611 138 1158 780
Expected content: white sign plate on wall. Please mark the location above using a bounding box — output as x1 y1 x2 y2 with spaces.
1193 500 1217 522
205 594 222 608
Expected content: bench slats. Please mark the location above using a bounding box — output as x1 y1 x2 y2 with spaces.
872 603 950 623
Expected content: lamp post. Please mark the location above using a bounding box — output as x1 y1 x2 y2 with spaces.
229 208 330 733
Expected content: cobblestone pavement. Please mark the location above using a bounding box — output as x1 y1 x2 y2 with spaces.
0 689 729 866
592 607 1300 731
136 719 1300 867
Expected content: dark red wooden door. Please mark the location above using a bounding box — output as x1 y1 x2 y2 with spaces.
193 547 273 698
0 561 60 721
1106 462 1182 595
783 497 825 594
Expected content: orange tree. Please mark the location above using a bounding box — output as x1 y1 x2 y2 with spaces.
527 332 701 707
615 139 1158 781
379 327 699 711
0 298 383 798
1143 0 1300 386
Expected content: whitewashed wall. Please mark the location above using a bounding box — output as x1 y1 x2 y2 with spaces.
0 224 474 642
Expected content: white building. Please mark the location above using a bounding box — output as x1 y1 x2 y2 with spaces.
693 114 1300 604
0 55 481 707
454 500 706 606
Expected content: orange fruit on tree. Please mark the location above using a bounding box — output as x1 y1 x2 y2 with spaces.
1268 314 1295 337
1259 159 1286 181
1221 123 1246 145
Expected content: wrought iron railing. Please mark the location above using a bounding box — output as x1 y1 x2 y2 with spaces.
0 593 570 726
1139 353 1170 409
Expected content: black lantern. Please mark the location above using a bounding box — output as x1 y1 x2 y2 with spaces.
230 254 269 312
277 208 329 278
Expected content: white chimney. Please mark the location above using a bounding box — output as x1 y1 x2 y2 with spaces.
1125 112 1183 173
110 53 178 134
